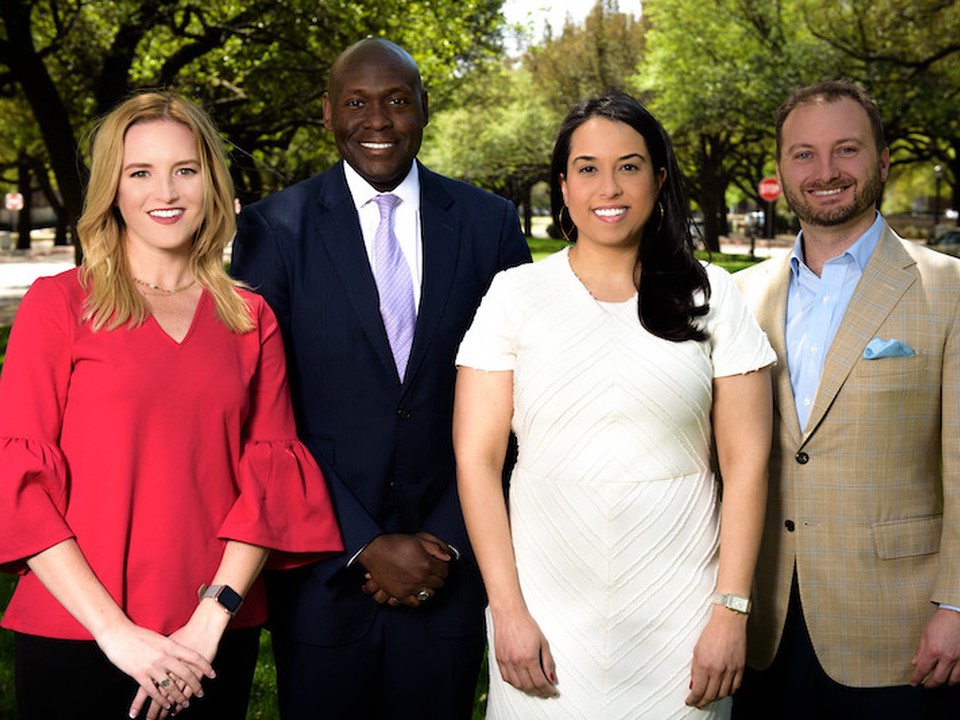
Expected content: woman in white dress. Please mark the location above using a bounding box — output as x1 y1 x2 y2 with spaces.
454 94 775 719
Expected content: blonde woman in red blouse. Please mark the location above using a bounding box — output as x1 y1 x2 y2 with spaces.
0 92 342 720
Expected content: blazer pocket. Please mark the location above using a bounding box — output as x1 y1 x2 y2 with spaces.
853 353 928 379
873 515 942 559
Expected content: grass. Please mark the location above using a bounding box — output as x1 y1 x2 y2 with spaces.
0 241 759 718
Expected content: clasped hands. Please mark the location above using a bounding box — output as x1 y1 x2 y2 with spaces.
358 531 451 608
121 602 226 719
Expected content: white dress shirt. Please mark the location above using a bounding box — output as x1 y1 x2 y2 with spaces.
343 161 423 309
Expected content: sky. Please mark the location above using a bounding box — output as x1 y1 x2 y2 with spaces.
501 1 642 43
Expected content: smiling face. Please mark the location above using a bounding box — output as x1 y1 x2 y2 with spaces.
777 97 889 232
560 117 665 250
323 40 428 192
115 119 203 258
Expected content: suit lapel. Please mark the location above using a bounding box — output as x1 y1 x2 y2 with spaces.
402 165 460 389
803 225 917 439
759 255 805 446
315 163 399 380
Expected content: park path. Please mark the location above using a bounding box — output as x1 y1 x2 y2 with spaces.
0 230 789 328
0 233 74 327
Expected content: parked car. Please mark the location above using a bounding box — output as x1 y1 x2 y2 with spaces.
929 230 960 257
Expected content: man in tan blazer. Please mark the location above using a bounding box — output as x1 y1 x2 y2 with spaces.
732 81 960 717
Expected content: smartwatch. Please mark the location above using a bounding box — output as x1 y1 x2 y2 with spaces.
198 583 243 617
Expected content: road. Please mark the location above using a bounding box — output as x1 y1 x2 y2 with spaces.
0 232 74 326
0 231 790 328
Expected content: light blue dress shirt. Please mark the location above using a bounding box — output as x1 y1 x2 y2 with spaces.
785 212 883 430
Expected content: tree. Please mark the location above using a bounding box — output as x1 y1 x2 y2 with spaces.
796 0 960 213
0 0 508 254
423 0 645 235
639 0 846 249
639 0 960 249
421 63 557 236
525 0 646 108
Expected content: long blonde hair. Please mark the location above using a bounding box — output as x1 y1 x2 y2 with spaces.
77 91 253 333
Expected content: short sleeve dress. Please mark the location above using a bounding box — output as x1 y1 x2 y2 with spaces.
456 248 775 719
0 269 342 639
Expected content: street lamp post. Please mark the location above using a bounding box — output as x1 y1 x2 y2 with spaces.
935 164 943 223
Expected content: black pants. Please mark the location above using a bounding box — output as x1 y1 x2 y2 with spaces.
15 627 260 720
733 573 960 719
271 609 485 720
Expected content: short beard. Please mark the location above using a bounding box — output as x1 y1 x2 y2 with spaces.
783 164 883 228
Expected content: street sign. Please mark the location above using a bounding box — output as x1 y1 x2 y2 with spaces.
4 192 24 211
758 177 781 202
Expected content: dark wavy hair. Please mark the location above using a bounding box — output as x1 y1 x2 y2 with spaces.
550 93 710 342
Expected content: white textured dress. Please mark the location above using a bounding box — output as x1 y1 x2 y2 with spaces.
456 248 775 719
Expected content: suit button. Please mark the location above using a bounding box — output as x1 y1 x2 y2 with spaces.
785 520 795 532
795 451 809 464
397 409 411 421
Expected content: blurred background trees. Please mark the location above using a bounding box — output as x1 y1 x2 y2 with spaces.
2 0 959 253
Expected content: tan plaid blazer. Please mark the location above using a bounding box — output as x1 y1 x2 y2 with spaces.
734 222 960 686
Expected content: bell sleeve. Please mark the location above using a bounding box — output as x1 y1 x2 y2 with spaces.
218 295 343 568
0 277 77 573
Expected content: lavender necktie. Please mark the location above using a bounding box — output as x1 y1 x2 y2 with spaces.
371 193 416 380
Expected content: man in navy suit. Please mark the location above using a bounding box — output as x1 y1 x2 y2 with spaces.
231 38 530 719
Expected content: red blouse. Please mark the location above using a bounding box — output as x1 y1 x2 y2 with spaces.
0 269 342 639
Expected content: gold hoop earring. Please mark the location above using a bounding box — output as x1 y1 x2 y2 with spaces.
558 205 575 243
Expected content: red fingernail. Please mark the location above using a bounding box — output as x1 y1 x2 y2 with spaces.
550 672 556 683
689 680 693 689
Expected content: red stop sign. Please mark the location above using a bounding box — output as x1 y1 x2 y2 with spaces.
758 177 781 201
4 192 24 211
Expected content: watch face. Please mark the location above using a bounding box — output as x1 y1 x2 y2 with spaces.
729 596 749 613
217 585 243 613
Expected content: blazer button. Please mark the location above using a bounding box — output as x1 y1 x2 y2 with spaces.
795 451 809 464
397 409 411 421
785 519 796 532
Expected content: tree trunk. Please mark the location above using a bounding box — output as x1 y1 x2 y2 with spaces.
15 152 31 250
1 2 86 254
30 157 71 249
522 182 533 238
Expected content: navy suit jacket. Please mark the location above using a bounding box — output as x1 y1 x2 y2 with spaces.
231 161 530 646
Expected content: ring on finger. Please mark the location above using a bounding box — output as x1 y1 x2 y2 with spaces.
158 677 171 688
417 587 431 602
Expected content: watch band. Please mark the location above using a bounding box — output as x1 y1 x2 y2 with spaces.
709 592 751 615
197 583 243 617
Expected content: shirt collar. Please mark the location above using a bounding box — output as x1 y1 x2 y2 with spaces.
790 211 883 277
342 160 421 212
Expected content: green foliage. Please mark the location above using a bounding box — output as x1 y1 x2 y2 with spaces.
524 0 647 107
0 0 511 227
527 236 569 261
0 574 14 718
422 0 644 223
421 64 558 204
247 631 279 719
637 0 960 248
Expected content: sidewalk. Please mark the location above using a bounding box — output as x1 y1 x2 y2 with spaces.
0 231 75 326
0 230 790 329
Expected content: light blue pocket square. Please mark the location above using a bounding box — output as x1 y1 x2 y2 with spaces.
863 337 916 359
